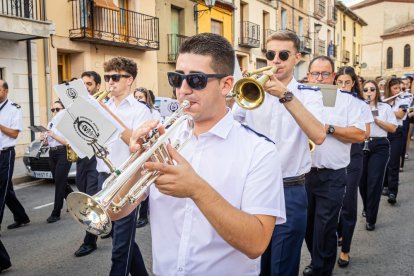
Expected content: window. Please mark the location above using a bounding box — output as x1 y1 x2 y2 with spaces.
298 17 304 36
0 68 4 80
58 53 71 84
256 58 267 69
343 16 346 31
299 0 303 8
353 22 356 36
387 47 393 69
211 20 223 35
404 44 411 67
281 9 287 30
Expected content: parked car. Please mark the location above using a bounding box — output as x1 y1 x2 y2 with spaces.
23 141 76 179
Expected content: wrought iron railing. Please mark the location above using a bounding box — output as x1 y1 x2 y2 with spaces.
69 0 159 50
168 34 188 62
328 6 336 25
261 28 276 51
299 36 312 54
239 21 260 48
317 39 326 55
0 0 45 21
314 0 326 19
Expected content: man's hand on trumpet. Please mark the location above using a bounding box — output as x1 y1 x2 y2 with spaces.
262 70 288 99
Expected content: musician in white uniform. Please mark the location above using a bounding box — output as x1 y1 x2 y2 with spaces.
232 30 326 276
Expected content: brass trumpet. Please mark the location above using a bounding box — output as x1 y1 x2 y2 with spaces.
228 66 277 110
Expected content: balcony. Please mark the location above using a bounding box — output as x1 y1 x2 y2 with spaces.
0 0 54 40
314 0 326 20
354 54 360 66
261 29 277 52
299 36 312 55
343 50 350 63
327 6 336 27
239 21 260 48
69 0 159 50
317 39 326 56
168 34 188 62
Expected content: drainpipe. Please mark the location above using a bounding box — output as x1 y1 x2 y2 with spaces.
26 40 35 141
42 0 51 121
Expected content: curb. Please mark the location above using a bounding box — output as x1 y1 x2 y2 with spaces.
13 175 34 185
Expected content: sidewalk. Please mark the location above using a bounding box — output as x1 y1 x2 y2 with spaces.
12 157 33 184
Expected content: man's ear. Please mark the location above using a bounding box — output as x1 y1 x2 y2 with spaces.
221 75 234 97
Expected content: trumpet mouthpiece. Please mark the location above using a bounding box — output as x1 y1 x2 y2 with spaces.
182 100 190 109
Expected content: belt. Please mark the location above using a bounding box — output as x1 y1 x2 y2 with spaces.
50 145 65 151
369 137 387 141
310 167 329 173
0 146 14 152
283 174 305 187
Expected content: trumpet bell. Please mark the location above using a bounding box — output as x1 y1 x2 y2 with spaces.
67 192 112 236
232 78 265 110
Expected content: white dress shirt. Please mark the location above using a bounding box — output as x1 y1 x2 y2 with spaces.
370 102 398 137
96 94 152 173
311 90 366 170
232 78 324 178
392 95 412 126
360 100 374 125
149 110 286 276
0 99 22 148
47 110 66 147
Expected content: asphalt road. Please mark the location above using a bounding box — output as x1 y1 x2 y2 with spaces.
2 149 414 275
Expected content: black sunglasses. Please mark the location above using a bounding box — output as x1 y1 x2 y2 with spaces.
103 74 131 82
167 72 228 90
51 107 64 113
265 50 291 61
363 87 376 93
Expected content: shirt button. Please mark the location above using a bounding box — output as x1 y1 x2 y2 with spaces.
178 267 183 271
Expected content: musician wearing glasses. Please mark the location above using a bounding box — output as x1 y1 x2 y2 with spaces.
304 56 366 276
0 80 30 233
73 71 102 257
232 30 326 276
359 80 397 232
97 57 151 276
43 100 74 223
130 33 286 275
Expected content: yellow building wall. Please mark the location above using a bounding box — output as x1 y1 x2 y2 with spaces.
197 3 233 44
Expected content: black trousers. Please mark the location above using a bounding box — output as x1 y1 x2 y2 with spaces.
384 127 403 196
359 138 390 225
0 240 11 269
48 148 73 217
0 148 29 225
338 143 363 253
305 168 346 276
76 156 99 246
98 173 148 276
138 197 149 219
400 117 410 168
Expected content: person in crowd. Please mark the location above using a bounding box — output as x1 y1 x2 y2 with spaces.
73 71 102 257
358 75 365 88
304 56 366 276
335 67 373 268
399 76 413 170
382 78 409 205
130 32 286 276
43 100 73 223
97 57 152 276
0 80 30 230
134 87 161 121
359 80 397 232
378 79 386 100
233 30 326 276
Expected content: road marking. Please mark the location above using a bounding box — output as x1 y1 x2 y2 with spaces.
15 180 45 190
34 202 54 209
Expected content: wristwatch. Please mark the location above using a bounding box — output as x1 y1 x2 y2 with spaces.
327 125 335 134
279 90 294 103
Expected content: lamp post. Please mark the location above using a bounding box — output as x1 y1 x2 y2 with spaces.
314 23 322 57
194 0 217 34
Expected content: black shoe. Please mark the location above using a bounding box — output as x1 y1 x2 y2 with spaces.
366 223 375 231
382 187 389 196
136 218 148 228
303 264 313 276
46 215 60 223
338 256 350 267
74 244 97 257
388 194 397 205
0 262 11 272
101 233 112 239
7 219 30 229
362 210 366 217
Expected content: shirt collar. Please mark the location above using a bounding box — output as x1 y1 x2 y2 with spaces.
287 77 298 91
107 93 135 107
200 108 234 140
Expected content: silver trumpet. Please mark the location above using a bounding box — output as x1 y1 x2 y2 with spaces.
66 100 194 235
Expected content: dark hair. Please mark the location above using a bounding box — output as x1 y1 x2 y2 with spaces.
104 57 138 80
179 33 234 75
266 30 301 52
308 55 335 73
70 77 78 81
54 100 65 109
358 76 365 83
407 76 413 84
384 77 402 99
363 80 381 106
134 87 156 110
0 80 8 90
334 66 363 99
81 71 102 85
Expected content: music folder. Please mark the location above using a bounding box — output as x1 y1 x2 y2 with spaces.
313 84 338 107
28 125 48 133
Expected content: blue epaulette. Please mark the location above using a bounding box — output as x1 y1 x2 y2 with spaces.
297 85 320 91
241 124 275 144
11 102 21 108
137 100 151 110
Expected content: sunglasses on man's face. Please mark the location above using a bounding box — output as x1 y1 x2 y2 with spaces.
103 74 131 82
51 108 63 113
167 72 228 90
265 50 291 61
363 87 376 93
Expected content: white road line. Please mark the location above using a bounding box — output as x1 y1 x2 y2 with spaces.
34 202 54 209
15 180 45 191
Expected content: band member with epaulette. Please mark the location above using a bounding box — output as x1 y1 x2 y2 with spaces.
0 80 30 231
304 56 366 276
359 80 397 232
334 66 373 268
233 30 326 276
73 71 102 257
97 57 151 276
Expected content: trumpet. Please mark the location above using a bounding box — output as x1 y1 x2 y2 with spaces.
92 90 111 101
227 66 277 110
66 100 194 235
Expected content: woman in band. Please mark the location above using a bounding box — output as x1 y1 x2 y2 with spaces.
359 80 397 232
134 87 161 120
335 66 373 267
43 100 73 223
382 78 409 205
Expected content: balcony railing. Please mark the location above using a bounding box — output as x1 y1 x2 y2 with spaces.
299 36 312 55
327 6 336 26
261 29 277 52
239 21 260 48
317 39 326 56
343 50 350 63
168 34 188 62
314 0 326 19
0 0 45 21
69 0 159 50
